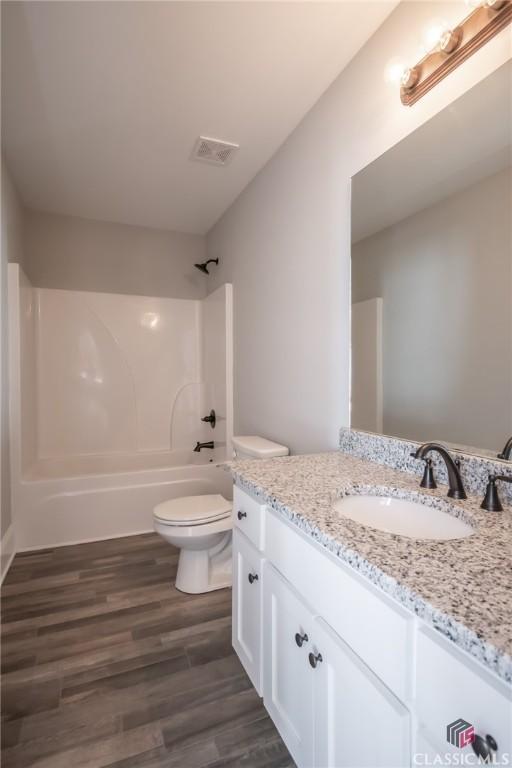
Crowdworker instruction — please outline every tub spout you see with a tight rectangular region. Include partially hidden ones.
[194,441,215,452]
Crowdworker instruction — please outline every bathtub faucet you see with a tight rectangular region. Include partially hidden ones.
[194,441,215,452]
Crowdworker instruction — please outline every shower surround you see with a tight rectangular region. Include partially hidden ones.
[8,264,233,549]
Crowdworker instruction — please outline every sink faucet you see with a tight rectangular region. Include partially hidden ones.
[412,443,466,500]
[194,440,214,452]
[497,436,512,461]
[481,473,512,511]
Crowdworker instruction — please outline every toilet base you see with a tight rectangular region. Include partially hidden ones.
[175,531,232,594]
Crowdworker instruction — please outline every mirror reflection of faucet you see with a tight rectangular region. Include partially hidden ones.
[498,436,512,460]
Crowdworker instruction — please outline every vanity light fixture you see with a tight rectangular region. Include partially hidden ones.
[484,0,509,9]
[400,0,512,105]
[439,27,463,53]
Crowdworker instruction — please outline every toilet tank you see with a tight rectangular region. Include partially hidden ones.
[232,435,289,460]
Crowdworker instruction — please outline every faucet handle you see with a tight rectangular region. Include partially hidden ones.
[201,410,216,428]
[420,458,437,490]
[481,473,512,512]
[481,475,502,512]
[410,452,437,489]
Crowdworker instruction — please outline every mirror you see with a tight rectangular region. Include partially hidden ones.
[350,62,512,460]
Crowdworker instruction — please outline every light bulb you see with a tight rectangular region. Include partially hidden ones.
[423,19,450,51]
[401,66,420,90]
[385,58,407,85]
[439,27,462,53]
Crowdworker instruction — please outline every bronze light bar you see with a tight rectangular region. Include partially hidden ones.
[400,0,512,106]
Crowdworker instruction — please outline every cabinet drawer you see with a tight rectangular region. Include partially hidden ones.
[233,485,266,551]
[232,529,264,694]
[416,627,512,758]
[265,510,413,702]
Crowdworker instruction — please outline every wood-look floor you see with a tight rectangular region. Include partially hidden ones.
[1,533,293,768]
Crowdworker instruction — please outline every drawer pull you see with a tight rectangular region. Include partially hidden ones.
[248,573,259,584]
[295,632,309,648]
[308,651,323,668]
[472,734,498,762]
[237,510,247,520]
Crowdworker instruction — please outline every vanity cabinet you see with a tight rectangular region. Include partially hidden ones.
[415,626,512,759]
[232,485,512,768]
[265,504,413,702]
[232,486,268,694]
[233,485,266,550]
[232,528,264,694]
[313,615,410,768]
[263,563,316,766]
[263,563,410,768]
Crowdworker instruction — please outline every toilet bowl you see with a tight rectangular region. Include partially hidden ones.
[153,436,288,594]
[153,494,232,594]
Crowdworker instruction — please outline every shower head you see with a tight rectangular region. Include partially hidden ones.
[194,258,219,275]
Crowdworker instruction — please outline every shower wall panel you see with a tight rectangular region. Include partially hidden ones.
[7,265,38,478]
[36,288,203,457]
[201,284,233,458]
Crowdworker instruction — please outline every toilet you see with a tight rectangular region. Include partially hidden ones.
[153,435,288,594]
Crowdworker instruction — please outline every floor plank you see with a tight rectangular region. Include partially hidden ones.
[1,532,293,767]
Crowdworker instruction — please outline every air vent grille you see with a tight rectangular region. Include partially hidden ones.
[191,136,239,166]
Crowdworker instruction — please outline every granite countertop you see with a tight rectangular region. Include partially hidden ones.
[231,451,512,684]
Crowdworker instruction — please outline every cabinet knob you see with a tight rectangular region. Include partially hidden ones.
[237,510,247,520]
[248,573,259,584]
[295,632,309,648]
[472,734,498,762]
[308,651,323,668]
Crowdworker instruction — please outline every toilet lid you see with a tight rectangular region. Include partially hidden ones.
[153,494,232,525]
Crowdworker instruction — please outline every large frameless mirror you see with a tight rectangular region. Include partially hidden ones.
[350,61,512,460]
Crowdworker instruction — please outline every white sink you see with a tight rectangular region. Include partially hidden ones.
[333,495,474,540]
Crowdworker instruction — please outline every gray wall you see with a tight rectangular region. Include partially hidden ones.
[206,1,509,455]
[352,169,511,453]
[23,210,207,299]
[1,160,25,538]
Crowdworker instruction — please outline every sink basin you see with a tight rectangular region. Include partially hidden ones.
[333,495,474,540]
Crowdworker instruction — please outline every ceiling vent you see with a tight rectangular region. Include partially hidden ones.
[191,136,239,166]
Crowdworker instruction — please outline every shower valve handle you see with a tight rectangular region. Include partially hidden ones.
[201,410,216,429]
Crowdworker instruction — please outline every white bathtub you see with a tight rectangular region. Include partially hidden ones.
[16,451,233,551]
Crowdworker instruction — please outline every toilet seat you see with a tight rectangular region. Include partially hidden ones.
[153,494,232,527]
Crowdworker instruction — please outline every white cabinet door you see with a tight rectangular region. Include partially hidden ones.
[313,617,410,768]
[263,563,316,768]
[232,528,264,694]
[416,627,512,762]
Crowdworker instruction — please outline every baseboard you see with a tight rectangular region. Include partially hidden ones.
[17,527,155,553]
[1,524,16,583]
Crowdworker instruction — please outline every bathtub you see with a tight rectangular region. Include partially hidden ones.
[16,451,233,551]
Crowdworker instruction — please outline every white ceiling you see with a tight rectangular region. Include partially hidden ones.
[2,1,397,236]
[352,61,512,243]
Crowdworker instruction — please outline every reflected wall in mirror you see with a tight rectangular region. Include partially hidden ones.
[351,62,512,460]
